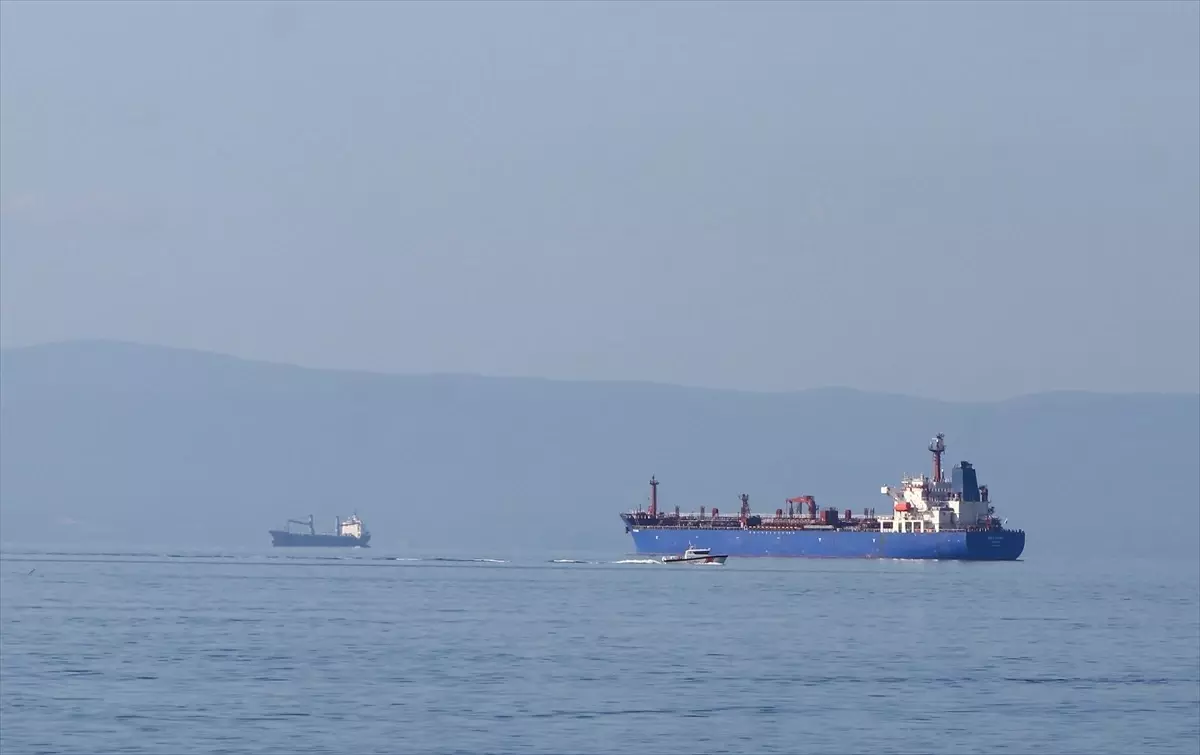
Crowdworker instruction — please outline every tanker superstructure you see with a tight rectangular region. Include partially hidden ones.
[269,513,370,548]
[619,434,1024,560]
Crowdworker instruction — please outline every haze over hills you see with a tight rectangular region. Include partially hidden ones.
[1,340,1197,560]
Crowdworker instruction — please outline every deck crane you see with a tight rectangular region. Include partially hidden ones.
[286,515,316,536]
[786,495,818,519]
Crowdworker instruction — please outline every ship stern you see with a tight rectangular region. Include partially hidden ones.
[964,529,1025,560]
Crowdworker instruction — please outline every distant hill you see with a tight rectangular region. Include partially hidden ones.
[1,340,1197,559]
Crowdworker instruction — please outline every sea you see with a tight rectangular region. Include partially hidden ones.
[1,546,1197,755]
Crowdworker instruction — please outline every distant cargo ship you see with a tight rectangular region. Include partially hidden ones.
[620,434,1025,560]
[269,513,370,548]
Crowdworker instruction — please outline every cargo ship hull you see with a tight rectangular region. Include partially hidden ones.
[626,526,1024,560]
[269,531,370,548]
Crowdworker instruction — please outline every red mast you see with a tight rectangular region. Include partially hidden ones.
[929,433,946,482]
[649,476,658,519]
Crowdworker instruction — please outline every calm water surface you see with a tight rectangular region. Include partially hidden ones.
[1,548,1197,754]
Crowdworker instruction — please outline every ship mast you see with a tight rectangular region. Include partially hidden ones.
[649,476,658,519]
[929,433,946,482]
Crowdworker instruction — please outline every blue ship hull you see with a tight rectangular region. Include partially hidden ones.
[626,526,1024,561]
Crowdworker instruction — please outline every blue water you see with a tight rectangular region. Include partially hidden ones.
[1,548,1197,755]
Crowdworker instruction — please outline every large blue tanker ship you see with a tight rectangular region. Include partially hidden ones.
[620,434,1024,561]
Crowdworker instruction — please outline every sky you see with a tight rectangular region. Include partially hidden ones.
[1,0,1197,401]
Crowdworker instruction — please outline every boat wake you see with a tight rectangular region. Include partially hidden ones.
[546,558,659,565]
[3,551,661,567]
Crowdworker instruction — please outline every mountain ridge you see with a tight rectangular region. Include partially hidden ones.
[5,338,1195,404]
[2,340,1197,559]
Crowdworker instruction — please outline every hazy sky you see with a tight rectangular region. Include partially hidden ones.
[1,0,1197,400]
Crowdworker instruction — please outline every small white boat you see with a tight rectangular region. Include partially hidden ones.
[661,546,728,565]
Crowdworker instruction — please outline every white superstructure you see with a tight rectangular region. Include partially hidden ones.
[337,514,366,539]
[877,434,995,533]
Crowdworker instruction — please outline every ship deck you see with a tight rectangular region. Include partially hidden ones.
[620,513,1010,535]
